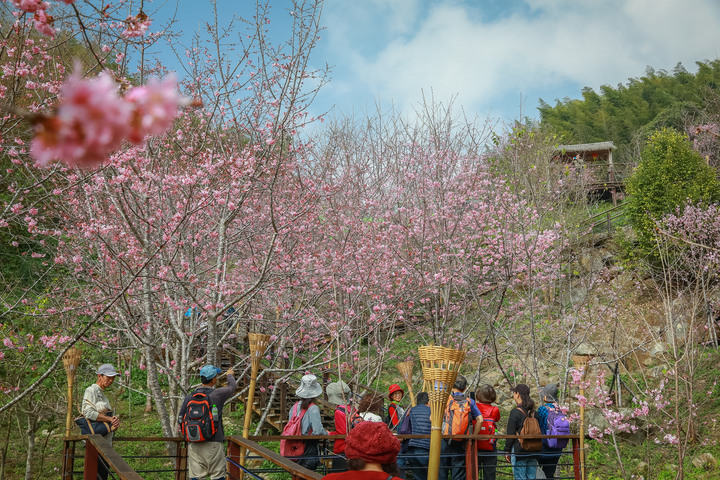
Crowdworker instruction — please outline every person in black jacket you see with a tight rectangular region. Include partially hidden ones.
[503,384,540,480]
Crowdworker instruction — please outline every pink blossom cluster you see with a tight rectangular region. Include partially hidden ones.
[31,72,184,168]
[121,12,152,38]
[39,334,71,350]
[11,0,76,37]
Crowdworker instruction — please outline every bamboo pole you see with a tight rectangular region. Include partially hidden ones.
[419,346,465,480]
[396,361,417,407]
[240,333,271,467]
[62,347,82,437]
[572,354,592,480]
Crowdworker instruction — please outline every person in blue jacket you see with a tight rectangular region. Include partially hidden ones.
[398,392,432,480]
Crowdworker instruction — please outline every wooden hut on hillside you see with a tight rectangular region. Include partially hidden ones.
[554,141,622,204]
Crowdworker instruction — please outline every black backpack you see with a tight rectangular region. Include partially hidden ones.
[181,391,216,442]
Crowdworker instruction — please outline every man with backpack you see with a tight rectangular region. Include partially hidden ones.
[537,383,569,479]
[439,375,483,480]
[178,365,236,480]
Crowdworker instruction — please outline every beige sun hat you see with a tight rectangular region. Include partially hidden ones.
[296,374,323,399]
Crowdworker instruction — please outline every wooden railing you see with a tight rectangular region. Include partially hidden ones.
[63,434,144,480]
[64,432,584,479]
[63,436,186,480]
[246,433,584,480]
[580,203,626,234]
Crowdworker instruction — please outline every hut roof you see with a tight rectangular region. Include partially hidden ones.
[556,141,616,153]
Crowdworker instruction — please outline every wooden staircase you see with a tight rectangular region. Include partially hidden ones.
[234,361,382,433]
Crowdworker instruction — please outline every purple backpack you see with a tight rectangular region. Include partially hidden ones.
[546,409,570,449]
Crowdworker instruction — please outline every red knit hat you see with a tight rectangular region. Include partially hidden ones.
[345,421,401,464]
[388,383,404,399]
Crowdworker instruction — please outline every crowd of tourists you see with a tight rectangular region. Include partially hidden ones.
[287,373,569,480]
[79,362,568,480]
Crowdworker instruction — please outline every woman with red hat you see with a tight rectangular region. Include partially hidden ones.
[322,421,403,480]
[387,384,406,430]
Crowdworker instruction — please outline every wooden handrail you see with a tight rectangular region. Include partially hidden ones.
[83,434,144,480]
[579,203,625,224]
[226,435,323,480]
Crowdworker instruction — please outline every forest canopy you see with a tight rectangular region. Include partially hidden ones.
[538,60,720,149]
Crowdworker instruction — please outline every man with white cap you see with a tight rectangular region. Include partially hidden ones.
[82,363,121,480]
[178,364,236,480]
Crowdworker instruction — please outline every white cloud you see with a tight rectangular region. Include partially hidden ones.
[317,0,720,120]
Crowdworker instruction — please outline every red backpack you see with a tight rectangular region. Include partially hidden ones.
[280,402,308,457]
[477,404,499,451]
[477,418,496,451]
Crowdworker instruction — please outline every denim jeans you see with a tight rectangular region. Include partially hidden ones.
[403,446,430,480]
[440,439,468,480]
[511,454,539,480]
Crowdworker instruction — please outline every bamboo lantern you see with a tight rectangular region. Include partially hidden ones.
[240,332,271,466]
[62,347,82,437]
[572,354,592,480]
[419,346,465,480]
[396,360,417,407]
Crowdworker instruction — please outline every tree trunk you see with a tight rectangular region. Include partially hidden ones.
[24,415,38,480]
[0,415,12,480]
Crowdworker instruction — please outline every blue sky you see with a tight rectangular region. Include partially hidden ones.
[147,0,720,125]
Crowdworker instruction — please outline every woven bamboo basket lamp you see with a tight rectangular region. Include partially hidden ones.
[62,347,82,437]
[396,360,417,407]
[572,353,592,480]
[419,346,465,480]
[240,332,271,466]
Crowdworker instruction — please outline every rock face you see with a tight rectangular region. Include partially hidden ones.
[692,453,718,470]
[635,461,649,476]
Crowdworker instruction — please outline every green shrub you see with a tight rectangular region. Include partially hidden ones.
[625,128,720,260]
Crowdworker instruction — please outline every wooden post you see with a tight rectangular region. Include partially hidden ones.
[227,440,241,479]
[240,332,271,466]
[61,440,76,480]
[572,354,592,480]
[396,361,417,407]
[175,442,187,480]
[419,346,465,480]
[572,437,581,480]
[606,212,611,235]
[62,347,82,437]
[83,440,99,480]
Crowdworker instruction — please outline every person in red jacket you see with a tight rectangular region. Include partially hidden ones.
[475,384,501,480]
[322,421,403,480]
[327,380,354,472]
[387,384,406,429]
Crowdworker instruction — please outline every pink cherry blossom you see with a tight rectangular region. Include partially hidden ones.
[121,12,152,38]
[32,9,55,37]
[12,0,47,13]
[31,71,132,167]
[125,76,183,143]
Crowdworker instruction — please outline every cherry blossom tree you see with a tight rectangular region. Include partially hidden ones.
[1,0,330,444]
